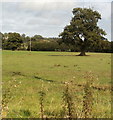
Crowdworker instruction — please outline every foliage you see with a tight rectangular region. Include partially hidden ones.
[59,8,107,55]
[1,31,112,53]
[2,32,23,50]
[30,41,59,51]
[31,35,44,41]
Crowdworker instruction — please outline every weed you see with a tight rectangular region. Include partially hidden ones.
[19,109,31,117]
[82,72,94,118]
[62,82,77,119]
[38,83,46,119]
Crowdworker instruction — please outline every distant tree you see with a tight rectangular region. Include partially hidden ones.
[31,35,43,41]
[2,33,9,49]
[31,40,59,51]
[21,34,30,50]
[2,33,8,46]
[25,36,31,43]
[59,8,107,56]
[89,39,110,52]
[0,32,3,49]
[111,41,113,53]
[4,32,23,50]
[21,34,26,43]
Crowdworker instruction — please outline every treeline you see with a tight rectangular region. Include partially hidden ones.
[0,32,112,53]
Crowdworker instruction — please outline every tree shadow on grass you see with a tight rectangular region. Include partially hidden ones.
[48,55,76,56]
[76,54,90,56]
[48,54,90,57]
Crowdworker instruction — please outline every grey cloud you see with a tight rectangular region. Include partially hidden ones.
[1,1,111,40]
[2,2,74,37]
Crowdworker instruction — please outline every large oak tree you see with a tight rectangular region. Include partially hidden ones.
[59,8,107,56]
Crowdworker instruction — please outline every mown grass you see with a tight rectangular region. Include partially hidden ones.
[2,50,111,118]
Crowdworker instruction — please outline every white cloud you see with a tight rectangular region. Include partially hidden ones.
[20,2,76,11]
[1,0,77,3]
[1,0,112,2]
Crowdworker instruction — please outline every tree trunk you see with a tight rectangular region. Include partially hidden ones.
[78,51,86,56]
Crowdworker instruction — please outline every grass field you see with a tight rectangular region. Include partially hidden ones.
[2,50,111,118]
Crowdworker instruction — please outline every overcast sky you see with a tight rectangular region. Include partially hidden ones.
[0,0,112,41]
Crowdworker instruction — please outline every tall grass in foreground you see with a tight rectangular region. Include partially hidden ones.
[2,77,19,117]
[36,72,96,119]
[2,72,111,118]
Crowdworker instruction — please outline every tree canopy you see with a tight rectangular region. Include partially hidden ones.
[59,8,107,56]
[2,32,23,50]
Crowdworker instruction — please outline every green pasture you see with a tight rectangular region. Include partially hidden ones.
[2,50,111,118]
